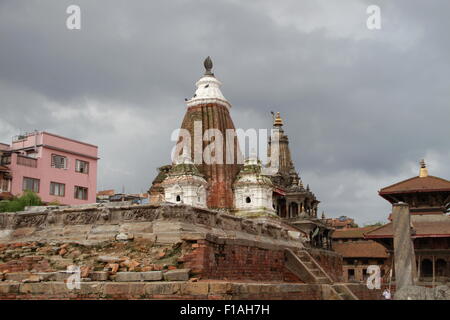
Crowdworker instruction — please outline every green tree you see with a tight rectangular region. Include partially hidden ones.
[0,191,42,213]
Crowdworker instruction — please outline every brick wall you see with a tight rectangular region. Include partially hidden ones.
[178,103,242,209]
[181,239,303,282]
[345,283,386,300]
[307,248,343,282]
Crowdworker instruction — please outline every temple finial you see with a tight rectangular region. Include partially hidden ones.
[203,56,214,76]
[419,159,428,178]
[420,159,426,168]
[273,112,283,127]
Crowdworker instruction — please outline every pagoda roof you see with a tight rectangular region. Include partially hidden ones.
[331,226,379,239]
[379,175,450,195]
[365,214,450,239]
[333,241,389,259]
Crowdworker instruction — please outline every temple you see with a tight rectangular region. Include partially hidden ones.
[149,57,332,249]
[366,160,450,284]
[149,56,241,210]
[267,112,329,247]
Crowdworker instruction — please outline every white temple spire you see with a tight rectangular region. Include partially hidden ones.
[186,57,231,109]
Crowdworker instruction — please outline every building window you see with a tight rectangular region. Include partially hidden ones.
[348,269,355,281]
[23,177,40,193]
[245,196,251,203]
[75,160,89,174]
[421,259,433,278]
[436,259,447,277]
[1,178,11,192]
[363,269,369,281]
[50,182,65,197]
[51,154,67,169]
[176,195,181,202]
[1,155,11,165]
[74,186,88,200]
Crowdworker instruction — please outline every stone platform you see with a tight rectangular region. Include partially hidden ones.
[0,280,381,300]
[0,203,372,299]
[0,203,302,247]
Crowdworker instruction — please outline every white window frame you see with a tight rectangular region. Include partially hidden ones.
[23,177,40,193]
[75,159,89,174]
[74,186,88,200]
[50,182,65,197]
[51,154,68,169]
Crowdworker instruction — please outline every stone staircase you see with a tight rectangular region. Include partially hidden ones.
[284,248,359,300]
[284,249,332,284]
[330,283,359,300]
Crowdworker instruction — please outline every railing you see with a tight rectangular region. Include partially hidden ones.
[1,155,11,166]
[17,155,37,168]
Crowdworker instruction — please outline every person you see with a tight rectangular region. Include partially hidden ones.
[382,288,391,300]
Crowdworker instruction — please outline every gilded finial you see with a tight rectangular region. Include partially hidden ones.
[419,159,428,178]
[273,112,283,126]
[420,159,426,168]
[203,56,214,76]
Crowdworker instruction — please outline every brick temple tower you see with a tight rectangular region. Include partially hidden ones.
[151,57,242,210]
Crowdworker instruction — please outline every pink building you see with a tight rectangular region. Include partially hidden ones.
[0,131,98,205]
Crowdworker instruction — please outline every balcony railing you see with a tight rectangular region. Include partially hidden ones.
[1,155,11,166]
[17,155,38,168]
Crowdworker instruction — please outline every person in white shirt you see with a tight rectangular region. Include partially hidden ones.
[382,288,392,300]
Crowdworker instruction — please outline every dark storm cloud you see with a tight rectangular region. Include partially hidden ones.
[1,0,449,224]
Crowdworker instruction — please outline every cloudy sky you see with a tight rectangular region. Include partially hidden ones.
[1,0,449,225]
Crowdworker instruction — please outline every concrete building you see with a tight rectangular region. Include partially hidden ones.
[325,216,358,229]
[0,143,12,200]
[0,131,98,205]
[96,190,149,205]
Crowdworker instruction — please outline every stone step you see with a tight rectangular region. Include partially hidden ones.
[4,272,32,282]
[298,256,310,262]
[332,285,359,300]
[316,277,329,284]
[338,293,348,300]
[113,271,163,282]
[310,269,323,277]
[163,269,190,281]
